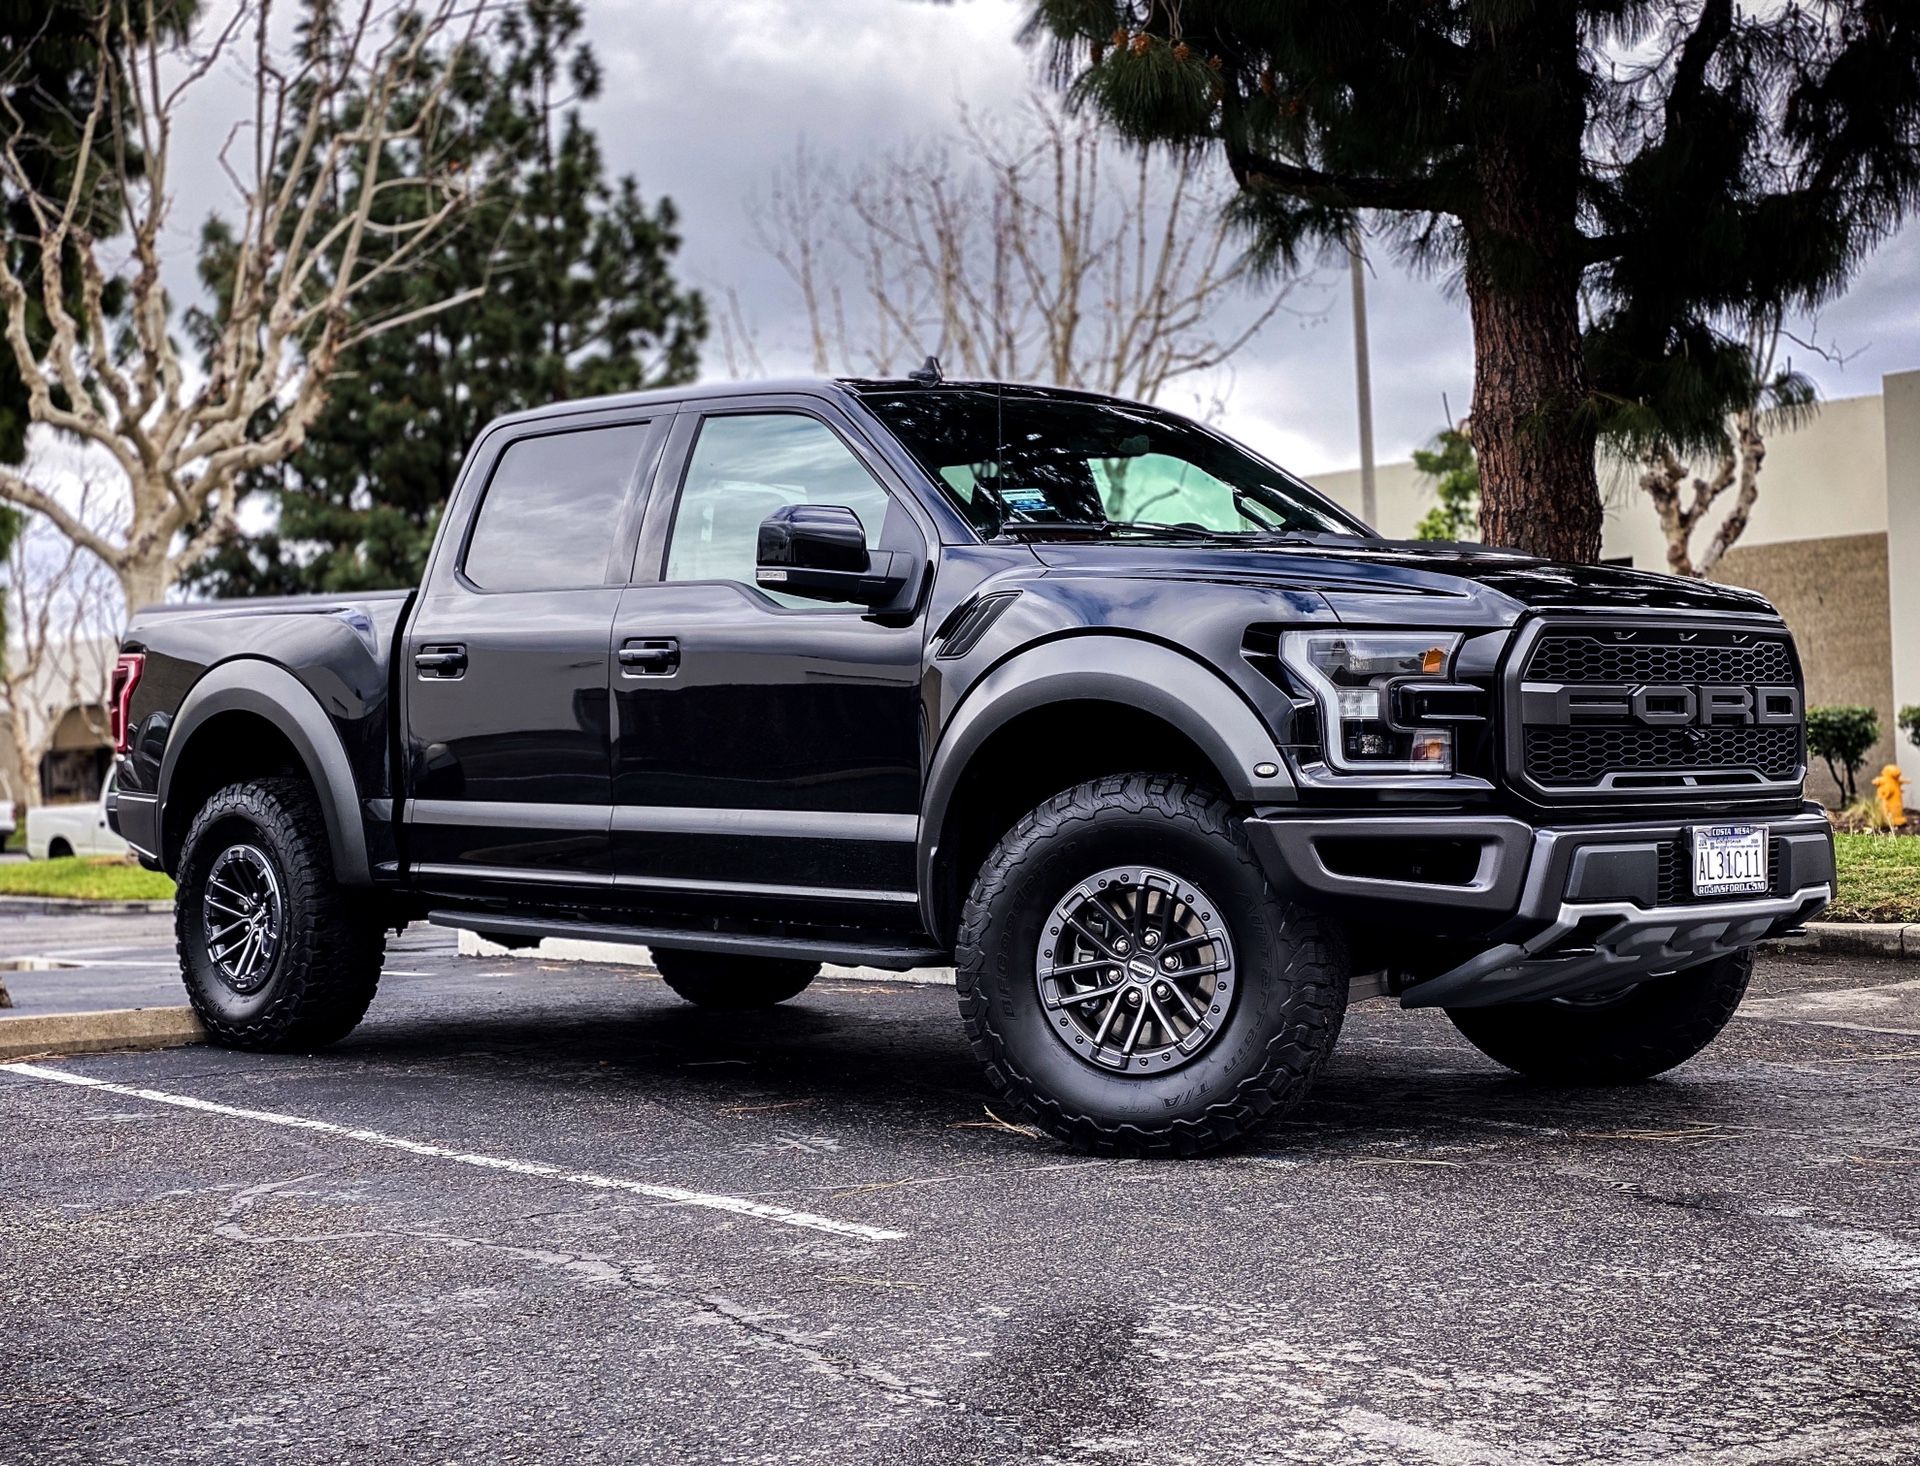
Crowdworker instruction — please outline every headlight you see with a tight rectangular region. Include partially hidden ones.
[1281,631,1463,774]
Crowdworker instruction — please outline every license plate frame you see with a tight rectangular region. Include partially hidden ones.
[1690,823,1769,898]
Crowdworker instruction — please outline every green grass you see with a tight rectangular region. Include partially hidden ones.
[0,856,175,902]
[1829,832,1920,924]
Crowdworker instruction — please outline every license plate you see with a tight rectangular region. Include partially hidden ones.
[1691,824,1769,897]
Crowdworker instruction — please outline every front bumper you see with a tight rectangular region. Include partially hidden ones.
[1244,806,1834,1009]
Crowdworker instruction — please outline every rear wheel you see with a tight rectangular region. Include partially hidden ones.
[175,777,385,1050]
[651,948,820,1008]
[955,774,1348,1157]
[1445,948,1753,1084]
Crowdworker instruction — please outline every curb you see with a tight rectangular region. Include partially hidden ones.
[1760,921,1920,959]
[0,1005,205,1060]
[0,895,174,916]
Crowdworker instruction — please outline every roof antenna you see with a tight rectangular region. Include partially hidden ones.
[907,354,943,385]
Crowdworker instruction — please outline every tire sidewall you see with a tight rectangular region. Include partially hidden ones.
[176,787,315,1036]
[1446,948,1753,1082]
[969,802,1331,1132]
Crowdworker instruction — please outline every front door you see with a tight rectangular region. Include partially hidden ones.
[609,404,931,922]
[403,417,663,899]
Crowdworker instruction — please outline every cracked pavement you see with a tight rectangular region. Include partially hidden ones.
[4,914,1920,1463]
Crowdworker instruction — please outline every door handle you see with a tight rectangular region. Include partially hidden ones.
[618,638,679,677]
[414,645,468,679]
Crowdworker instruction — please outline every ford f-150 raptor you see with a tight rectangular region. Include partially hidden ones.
[106,376,1835,1155]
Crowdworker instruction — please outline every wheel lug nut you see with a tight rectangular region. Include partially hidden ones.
[1154,983,1169,999]
[1162,955,1178,970]
[1126,990,1141,1005]
[1113,938,1130,954]
[1142,932,1158,948]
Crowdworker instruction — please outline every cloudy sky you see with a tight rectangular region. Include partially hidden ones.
[152,0,1918,481]
[565,0,1920,476]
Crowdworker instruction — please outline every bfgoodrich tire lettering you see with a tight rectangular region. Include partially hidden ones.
[175,777,384,1050]
[1445,948,1753,1083]
[956,773,1349,1157]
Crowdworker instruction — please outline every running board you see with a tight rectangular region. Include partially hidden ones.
[427,910,948,972]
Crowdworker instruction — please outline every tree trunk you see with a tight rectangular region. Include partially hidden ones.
[118,553,171,618]
[7,738,39,812]
[1465,7,1602,564]
[1468,264,1600,562]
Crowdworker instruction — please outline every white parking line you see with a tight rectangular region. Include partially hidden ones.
[1,1062,907,1243]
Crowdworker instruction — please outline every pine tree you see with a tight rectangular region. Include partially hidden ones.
[1024,3,1920,563]
[1413,427,1479,543]
[195,0,704,594]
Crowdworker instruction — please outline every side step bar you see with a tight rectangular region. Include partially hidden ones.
[426,910,949,973]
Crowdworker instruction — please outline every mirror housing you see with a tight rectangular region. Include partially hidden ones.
[756,504,910,606]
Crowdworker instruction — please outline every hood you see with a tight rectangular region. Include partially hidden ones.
[1023,536,1778,627]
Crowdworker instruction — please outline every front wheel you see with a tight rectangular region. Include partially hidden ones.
[1445,948,1753,1084]
[175,777,385,1050]
[955,774,1349,1157]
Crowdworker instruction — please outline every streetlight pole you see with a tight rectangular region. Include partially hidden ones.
[1349,225,1378,527]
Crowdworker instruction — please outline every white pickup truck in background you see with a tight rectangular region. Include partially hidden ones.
[27,774,127,861]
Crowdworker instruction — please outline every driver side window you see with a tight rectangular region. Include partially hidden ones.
[665,413,891,599]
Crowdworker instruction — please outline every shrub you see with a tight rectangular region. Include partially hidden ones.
[1900,704,1920,750]
[1806,705,1880,805]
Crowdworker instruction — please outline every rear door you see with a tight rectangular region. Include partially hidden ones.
[402,415,666,899]
[607,399,932,919]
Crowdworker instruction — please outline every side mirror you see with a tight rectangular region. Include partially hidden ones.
[756,504,910,606]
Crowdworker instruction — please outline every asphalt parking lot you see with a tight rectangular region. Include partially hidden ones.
[4,912,1920,1464]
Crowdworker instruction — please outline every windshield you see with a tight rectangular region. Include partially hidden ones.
[858,388,1368,540]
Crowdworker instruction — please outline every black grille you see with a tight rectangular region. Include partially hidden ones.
[1513,624,1803,797]
[1525,725,1801,786]
[1526,634,1793,686]
[1655,835,1789,905]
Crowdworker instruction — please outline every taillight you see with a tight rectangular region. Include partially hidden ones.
[109,653,144,754]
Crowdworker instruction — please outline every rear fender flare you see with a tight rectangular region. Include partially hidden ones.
[917,635,1295,917]
[158,659,371,885]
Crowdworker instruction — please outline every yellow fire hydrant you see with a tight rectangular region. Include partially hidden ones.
[1873,764,1908,829]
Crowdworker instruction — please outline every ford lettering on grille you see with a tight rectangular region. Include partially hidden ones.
[1508,625,1806,798]
[1520,683,1802,727]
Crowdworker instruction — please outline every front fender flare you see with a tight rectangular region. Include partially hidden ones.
[157,658,372,885]
[917,635,1296,920]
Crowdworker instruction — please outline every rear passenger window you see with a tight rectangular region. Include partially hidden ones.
[464,424,650,592]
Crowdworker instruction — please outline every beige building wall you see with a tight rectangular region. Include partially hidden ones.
[1708,532,1895,806]
[1886,372,1920,793]
[1310,389,1891,564]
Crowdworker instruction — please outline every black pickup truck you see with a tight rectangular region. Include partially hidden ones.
[107,376,1834,1155]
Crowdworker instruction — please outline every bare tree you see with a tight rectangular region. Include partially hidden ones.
[748,94,1315,410]
[0,490,121,812]
[1636,313,1819,580]
[0,0,498,612]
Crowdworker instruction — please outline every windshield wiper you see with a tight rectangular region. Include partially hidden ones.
[991,519,1229,542]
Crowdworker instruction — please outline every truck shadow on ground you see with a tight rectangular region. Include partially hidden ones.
[326,973,1772,1164]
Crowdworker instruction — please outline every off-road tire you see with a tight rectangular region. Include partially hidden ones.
[955,773,1349,1157]
[652,948,820,1008]
[175,777,385,1050]
[1445,948,1753,1084]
